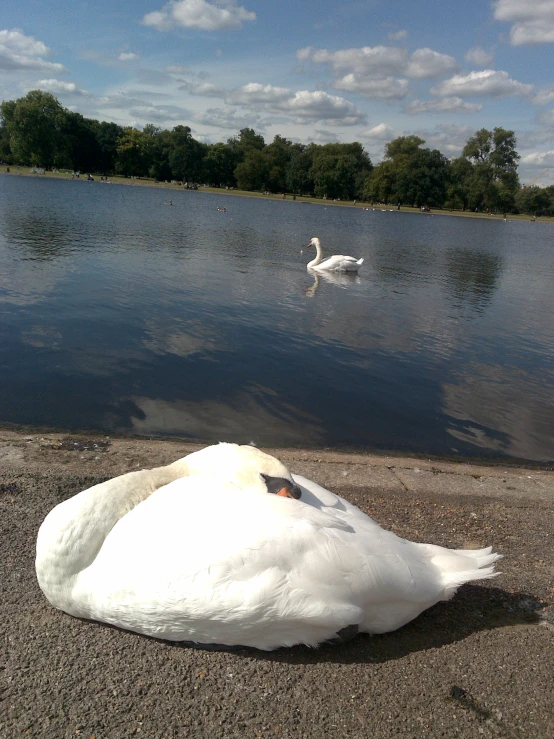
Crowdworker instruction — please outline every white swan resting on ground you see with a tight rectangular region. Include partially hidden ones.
[305,237,364,273]
[36,443,501,651]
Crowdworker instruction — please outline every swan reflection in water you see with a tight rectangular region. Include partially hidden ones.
[305,268,361,296]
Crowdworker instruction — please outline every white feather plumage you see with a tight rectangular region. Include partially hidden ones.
[36,443,501,650]
[305,237,364,273]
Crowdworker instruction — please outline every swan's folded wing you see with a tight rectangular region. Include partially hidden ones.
[74,476,366,647]
[292,473,343,508]
[78,475,352,601]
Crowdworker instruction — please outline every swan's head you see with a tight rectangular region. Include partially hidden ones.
[305,237,320,249]
[232,446,301,499]
[260,472,301,499]
[179,443,301,499]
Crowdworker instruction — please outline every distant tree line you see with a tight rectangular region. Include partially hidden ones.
[1,90,553,216]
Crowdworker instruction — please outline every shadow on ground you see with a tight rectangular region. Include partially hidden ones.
[126,584,547,665]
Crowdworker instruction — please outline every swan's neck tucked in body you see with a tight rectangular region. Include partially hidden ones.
[307,239,323,268]
[35,457,192,615]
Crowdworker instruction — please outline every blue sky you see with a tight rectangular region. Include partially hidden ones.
[1,0,553,184]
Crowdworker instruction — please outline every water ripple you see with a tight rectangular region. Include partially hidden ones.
[1,175,553,461]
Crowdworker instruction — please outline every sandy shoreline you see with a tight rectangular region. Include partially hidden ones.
[2,428,553,738]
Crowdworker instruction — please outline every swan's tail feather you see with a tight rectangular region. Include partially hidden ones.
[442,565,501,599]
[451,546,502,570]
[429,545,502,599]
[357,258,364,265]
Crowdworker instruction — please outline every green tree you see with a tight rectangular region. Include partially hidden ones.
[0,100,15,163]
[202,142,237,187]
[168,125,206,182]
[235,149,269,191]
[363,160,395,203]
[62,112,102,172]
[395,148,450,207]
[384,135,425,165]
[286,147,314,195]
[1,90,67,167]
[462,127,520,211]
[263,135,297,192]
[115,128,152,177]
[93,121,122,174]
[515,186,553,216]
[445,156,473,210]
[311,142,372,200]
[364,136,425,204]
[228,127,265,161]
[144,126,173,181]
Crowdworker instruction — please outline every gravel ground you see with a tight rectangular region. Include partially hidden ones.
[1,430,553,739]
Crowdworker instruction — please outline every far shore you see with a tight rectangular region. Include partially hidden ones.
[2,166,552,223]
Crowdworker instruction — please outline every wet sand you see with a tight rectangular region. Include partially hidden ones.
[1,429,553,738]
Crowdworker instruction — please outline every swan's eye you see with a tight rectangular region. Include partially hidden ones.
[260,474,301,500]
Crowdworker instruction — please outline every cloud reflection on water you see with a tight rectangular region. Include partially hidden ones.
[443,363,554,461]
[121,385,324,447]
[142,318,224,358]
[2,177,554,461]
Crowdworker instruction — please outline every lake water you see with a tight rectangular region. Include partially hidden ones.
[1,174,553,462]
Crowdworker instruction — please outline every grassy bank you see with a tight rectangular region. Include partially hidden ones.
[2,166,553,223]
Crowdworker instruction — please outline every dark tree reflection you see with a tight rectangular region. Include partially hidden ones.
[444,248,503,312]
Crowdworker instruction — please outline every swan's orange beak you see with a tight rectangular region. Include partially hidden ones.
[260,473,302,500]
[276,487,297,499]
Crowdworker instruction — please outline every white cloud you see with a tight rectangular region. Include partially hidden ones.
[297,45,407,76]
[93,93,156,110]
[179,80,225,96]
[192,106,266,130]
[520,150,554,166]
[165,64,190,75]
[333,73,409,100]
[307,130,341,143]
[0,28,65,72]
[128,104,190,122]
[297,44,457,103]
[119,52,140,61]
[87,75,366,131]
[227,82,291,105]
[388,29,408,41]
[493,0,554,45]
[538,108,554,126]
[142,0,256,32]
[405,97,483,114]
[412,123,475,155]
[33,78,87,95]
[276,89,366,125]
[464,46,494,66]
[405,48,458,78]
[297,44,456,79]
[360,123,396,140]
[531,88,554,106]
[431,69,533,98]
[518,128,554,148]
[210,83,367,125]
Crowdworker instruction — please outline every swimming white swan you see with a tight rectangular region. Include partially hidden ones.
[305,237,364,273]
[36,443,501,651]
